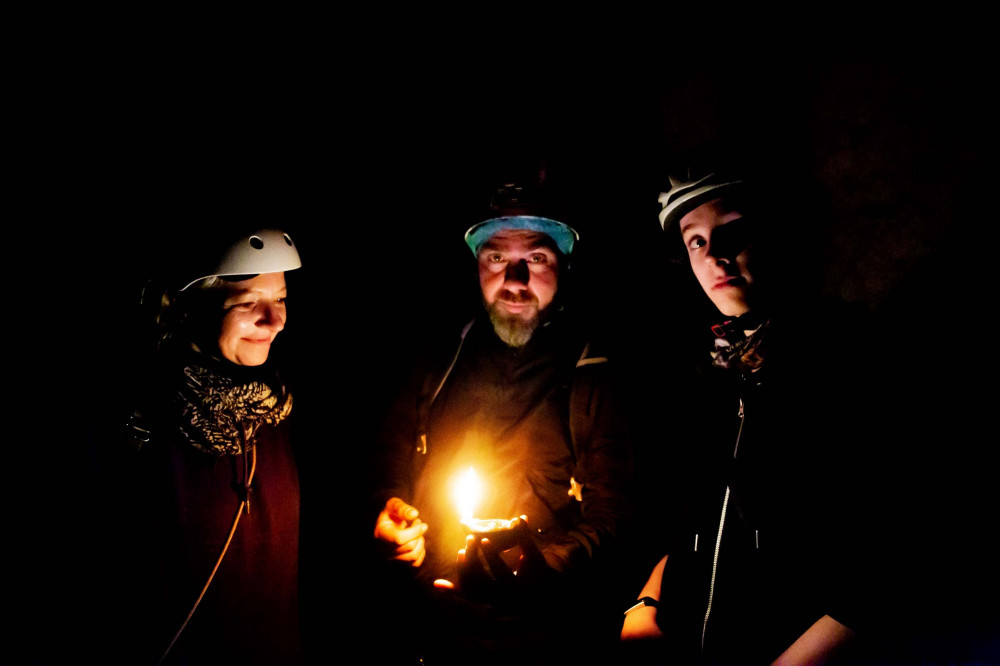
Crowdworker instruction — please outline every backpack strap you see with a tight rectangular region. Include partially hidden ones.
[416,318,475,454]
[567,341,609,500]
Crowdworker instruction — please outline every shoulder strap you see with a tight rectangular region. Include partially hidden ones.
[568,340,608,470]
[416,318,475,454]
[429,318,475,408]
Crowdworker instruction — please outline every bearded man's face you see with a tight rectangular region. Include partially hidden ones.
[477,229,560,347]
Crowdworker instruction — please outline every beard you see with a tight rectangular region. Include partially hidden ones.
[486,290,543,348]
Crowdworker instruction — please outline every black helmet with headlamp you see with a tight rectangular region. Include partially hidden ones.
[464,174,579,259]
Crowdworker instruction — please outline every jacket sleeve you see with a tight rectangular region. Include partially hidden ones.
[368,324,468,526]
[544,354,635,575]
[369,365,424,523]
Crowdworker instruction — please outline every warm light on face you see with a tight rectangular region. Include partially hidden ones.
[453,467,482,523]
[217,272,288,366]
[477,230,559,315]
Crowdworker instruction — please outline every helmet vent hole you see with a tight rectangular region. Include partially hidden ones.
[282,234,293,247]
[249,236,265,250]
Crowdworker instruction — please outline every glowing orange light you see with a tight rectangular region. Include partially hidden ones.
[453,466,482,523]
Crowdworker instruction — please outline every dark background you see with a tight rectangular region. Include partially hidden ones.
[16,30,997,663]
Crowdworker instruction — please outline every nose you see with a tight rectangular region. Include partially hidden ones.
[504,259,530,287]
[707,243,731,266]
[707,217,754,264]
[698,234,727,266]
[257,302,286,332]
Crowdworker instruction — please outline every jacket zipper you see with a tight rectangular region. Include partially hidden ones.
[702,397,745,652]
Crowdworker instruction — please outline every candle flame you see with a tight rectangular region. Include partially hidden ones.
[453,466,482,522]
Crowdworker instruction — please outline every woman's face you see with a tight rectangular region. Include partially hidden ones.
[216,272,287,366]
[679,198,756,318]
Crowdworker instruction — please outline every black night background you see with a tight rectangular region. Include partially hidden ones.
[12,27,998,664]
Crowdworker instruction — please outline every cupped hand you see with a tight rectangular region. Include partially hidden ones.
[452,515,559,605]
[374,497,428,566]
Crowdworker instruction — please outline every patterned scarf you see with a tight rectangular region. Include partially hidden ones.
[710,314,770,379]
[172,357,293,456]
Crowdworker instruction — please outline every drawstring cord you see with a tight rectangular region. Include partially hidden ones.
[157,431,257,665]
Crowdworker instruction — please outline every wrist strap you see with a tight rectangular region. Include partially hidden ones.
[623,596,659,616]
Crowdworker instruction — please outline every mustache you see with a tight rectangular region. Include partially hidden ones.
[498,289,538,305]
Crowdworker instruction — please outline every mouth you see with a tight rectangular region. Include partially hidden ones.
[499,296,540,314]
[500,300,529,312]
[497,291,537,313]
[713,277,747,290]
[243,338,273,345]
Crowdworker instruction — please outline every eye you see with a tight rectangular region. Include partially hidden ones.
[686,236,707,251]
[529,253,547,264]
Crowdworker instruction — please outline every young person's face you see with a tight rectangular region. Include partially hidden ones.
[679,198,756,318]
[216,272,288,365]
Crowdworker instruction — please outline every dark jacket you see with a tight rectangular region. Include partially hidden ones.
[371,310,634,663]
[651,303,880,664]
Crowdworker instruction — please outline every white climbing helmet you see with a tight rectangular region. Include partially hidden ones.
[657,171,745,234]
[180,228,302,291]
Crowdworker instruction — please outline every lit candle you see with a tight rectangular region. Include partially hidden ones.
[452,466,519,548]
[453,466,482,525]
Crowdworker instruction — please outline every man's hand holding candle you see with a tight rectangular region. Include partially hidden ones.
[374,497,428,567]
[447,515,562,606]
